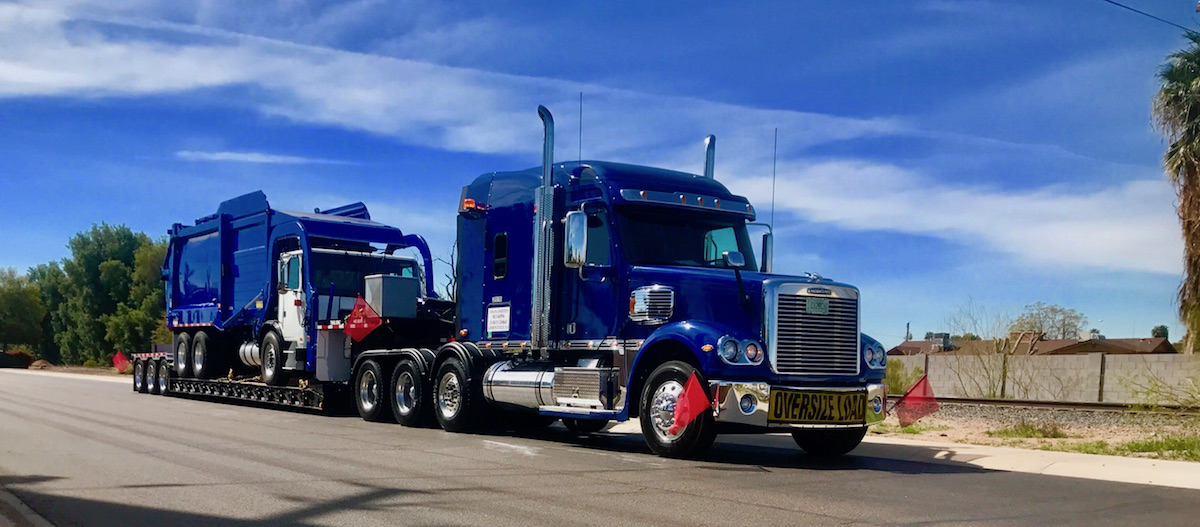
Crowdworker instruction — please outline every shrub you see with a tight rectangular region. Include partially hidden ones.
[885,359,925,395]
[987,420,1066,439]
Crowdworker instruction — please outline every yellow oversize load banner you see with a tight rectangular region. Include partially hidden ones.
[768,390,865,425]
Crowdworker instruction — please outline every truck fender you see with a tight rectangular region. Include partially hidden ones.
[626,321,730,412]
[434,341,502,384]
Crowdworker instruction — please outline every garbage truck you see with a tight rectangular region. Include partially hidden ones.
[131,106,887,458]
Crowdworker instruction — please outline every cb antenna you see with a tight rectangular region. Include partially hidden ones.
[771,127,778,227]
[578,92,583,161]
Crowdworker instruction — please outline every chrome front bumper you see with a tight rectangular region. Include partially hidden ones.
[711,382,887,429]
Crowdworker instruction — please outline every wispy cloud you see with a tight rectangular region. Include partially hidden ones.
[174,150,355,165]
[0,1,1181,276]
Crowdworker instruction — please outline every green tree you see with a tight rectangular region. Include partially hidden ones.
[1153,325,1170,339]
[0,268,45,353]
[1010,302,1088,340]
[27,263,66,363]
[103,239,169,355]
[1155,33,1200,354]
[55,224,150,364]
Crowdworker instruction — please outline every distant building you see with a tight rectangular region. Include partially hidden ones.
[886,336,1176,356]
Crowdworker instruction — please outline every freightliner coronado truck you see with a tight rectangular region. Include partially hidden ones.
[131,106,887,458]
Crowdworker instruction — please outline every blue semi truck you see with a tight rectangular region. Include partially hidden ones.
[131,106,886,458]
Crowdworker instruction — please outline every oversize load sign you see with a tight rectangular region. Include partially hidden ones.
[768,390,864,424]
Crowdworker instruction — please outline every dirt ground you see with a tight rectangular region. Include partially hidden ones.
[871,403,1200,455]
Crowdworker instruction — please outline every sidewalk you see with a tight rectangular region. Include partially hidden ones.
[610,419,1200,490]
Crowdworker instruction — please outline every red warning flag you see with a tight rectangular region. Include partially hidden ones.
[344,295,382,342]
[667,372,712,435]
[112,351,131,373]
[895,374,939,427]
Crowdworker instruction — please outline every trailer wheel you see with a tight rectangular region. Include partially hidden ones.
[563,418,609,434]
[192,331,221,379]
[638,361,717,458]
[133,360,146,393]
[355,359,393,422]
[260,330,288,386]
[156,360,171,395]
[147,360,161,395]
[390,358,431,426]
[173,332,192,378]
[433,357,481,432]
[791,428,867,457]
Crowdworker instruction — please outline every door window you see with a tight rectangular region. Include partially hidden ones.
[285,257,301,290]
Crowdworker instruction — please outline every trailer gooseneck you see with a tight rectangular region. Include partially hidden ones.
[132,105,887,458]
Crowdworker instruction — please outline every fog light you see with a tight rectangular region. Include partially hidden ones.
[872,396,883,414]
[739,394,757,414]
[745,342,761,362]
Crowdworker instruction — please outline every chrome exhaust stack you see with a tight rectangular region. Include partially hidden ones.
[703,134,716,179]
[530,106,556,352]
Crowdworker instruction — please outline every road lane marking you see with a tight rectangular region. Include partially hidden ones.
[482,440,539,457]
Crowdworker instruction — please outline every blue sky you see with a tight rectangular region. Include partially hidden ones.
[0,0,1192,346]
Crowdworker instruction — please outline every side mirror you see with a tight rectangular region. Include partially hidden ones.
[564,210,587,269]
[723,250,746,269]
[760,232,773,273]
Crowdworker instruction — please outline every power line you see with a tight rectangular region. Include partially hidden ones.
[1097,0,1198,35]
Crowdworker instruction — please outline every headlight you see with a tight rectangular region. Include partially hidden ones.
[744,342,762,362]
[865,344,886,369]
[720,338,740,362]
[864,347,875,365]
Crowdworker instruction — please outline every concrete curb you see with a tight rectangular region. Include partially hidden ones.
[0,486,54,527]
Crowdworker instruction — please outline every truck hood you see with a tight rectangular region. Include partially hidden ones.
[626,265,858,341]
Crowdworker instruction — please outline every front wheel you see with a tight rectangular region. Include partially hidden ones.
[433,357,481,432]
[260,330,288,386]
[638,361,716,458]
[390,358,431,426]
[355,359,393,422]
[791,428,867,457]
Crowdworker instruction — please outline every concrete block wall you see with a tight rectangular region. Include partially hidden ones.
[1005,354,1102,403]
[928,354,1005,398]
[1103,354,1200,405]
[894,352,1200,404]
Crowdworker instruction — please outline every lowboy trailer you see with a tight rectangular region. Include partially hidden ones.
[131,106,887,458]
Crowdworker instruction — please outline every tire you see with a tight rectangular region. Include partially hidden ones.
[147,360,161,395]
[433,357,481,432]
[192,331,221,379]
[156,361,171,395]
[638,361,717,458]
[173,332,192,378]
[563,418,608,434]
[260,330,288,386]
[355,359,393,422]
[138,360,151,394]
[390,358,431,426]
[792,428,867,457]
[133,360,146,393]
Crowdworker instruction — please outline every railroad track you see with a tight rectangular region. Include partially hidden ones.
[886,395,1200,416]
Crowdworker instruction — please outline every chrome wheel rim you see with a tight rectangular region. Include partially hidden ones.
[650,379,684,442]
[359,369,378,412]
[437,372,461,419]
[134,363,144,389]
[176,342,187,372]
[264,342,276,374]
[395,371,416,415]
[193,343,205,374]
[158,364,169,393]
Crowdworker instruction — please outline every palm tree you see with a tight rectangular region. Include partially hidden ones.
[1154,32,1200,354]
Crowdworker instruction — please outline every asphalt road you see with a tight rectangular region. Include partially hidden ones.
[1,370,1198,527]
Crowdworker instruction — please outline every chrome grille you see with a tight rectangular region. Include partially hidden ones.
[630,286,673,324]
[773,293,859,376]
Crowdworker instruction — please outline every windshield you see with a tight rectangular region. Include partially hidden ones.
[615,206,757,269]
[311,252,417,296]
